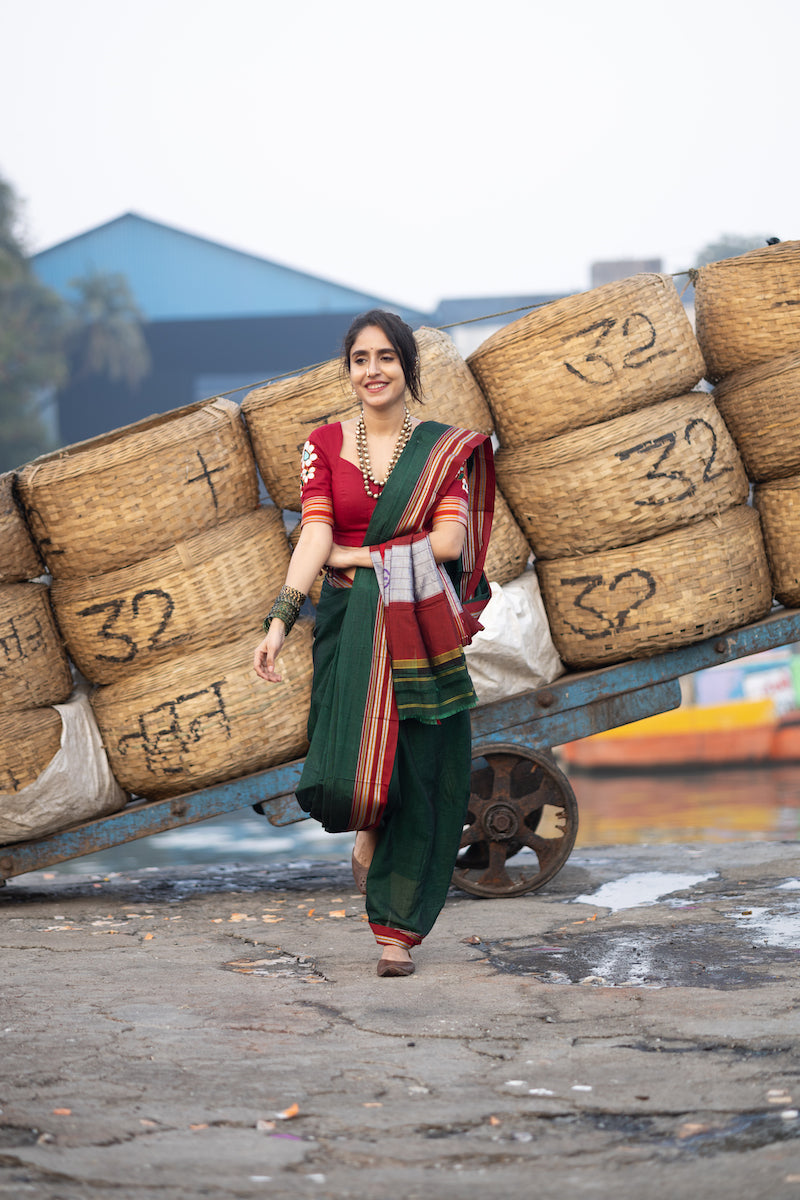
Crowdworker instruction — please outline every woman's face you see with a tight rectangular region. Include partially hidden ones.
[348,325,407,412]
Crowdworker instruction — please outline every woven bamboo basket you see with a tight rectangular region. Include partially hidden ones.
[483,487,531,584]
[16,397,258,580]
[0,706,63,794]
[91,620,314,800]
[242,361,356,510]
[712,353,800,482]
[467,274,705,448]
[51,507,290,685]
[241,326,494,511]
[536,506,771,669]
[415,327,494,432]
[0,584,72,713]
[754,475,800,605]
[287,521,324,606]
[497,393,748,559]
[694,241,800,382]
[0,473,43,582]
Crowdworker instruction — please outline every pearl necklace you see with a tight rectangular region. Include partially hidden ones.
[355,408,413,498]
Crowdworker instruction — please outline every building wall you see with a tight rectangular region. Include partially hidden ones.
[56,311,372,446]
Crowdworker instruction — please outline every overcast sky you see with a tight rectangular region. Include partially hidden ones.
[2,0,796,311]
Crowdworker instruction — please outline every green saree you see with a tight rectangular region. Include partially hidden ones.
[296,421,494,946]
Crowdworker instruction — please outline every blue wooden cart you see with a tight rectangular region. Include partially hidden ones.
[2,607,799,893]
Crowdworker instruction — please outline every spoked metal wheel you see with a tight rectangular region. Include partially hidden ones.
[452,743,578,897]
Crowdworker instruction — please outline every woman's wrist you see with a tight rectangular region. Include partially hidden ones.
[263,585,306,636]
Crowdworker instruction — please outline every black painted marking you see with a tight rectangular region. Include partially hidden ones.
[186,451,228,510]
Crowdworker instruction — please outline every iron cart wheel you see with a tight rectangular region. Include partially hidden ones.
[452,743,579,898]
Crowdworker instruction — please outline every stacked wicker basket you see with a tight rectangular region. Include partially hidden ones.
[15,398,313,802]
[241,326,532,588]
[0,472,73,805]
[468,273,773,668]
[694,241,800,609]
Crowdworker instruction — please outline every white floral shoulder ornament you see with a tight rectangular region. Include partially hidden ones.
[300,440,318,486]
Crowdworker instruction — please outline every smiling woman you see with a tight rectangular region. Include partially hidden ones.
[253,309,495,977]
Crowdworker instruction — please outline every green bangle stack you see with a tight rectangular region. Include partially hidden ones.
[263,585,306,636]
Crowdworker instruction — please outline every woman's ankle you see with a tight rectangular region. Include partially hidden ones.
[378,944,412,962]
[354,827,379,867]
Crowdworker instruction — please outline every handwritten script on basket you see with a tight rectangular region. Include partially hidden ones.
[562,310,675,385]
[116,683,230,775]
[557,570,657,639]
[614,418,733,506]
[75,589,177,664]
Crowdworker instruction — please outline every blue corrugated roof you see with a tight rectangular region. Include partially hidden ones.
[31,212,424,323]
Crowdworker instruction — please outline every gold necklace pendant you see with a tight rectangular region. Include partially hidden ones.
[356,409,412,498]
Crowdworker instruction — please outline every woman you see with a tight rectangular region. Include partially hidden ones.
[253,310,494,977]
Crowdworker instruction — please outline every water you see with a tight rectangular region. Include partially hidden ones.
[569,762,800,845]
[31,761,800,881]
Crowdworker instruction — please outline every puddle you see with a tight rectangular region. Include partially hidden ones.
[727,899,800,949]
[484,924,797,988]
[573,871,717,912]
[223,950,328,983]
[486,1109,800,1156]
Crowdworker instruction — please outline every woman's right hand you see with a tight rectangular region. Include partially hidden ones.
[253,621,287,683]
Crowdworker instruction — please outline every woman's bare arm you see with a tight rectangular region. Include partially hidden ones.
[253,522,333,683]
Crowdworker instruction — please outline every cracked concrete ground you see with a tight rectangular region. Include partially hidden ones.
[1,842,799,1199]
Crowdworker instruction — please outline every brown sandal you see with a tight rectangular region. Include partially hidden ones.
[377,955,415,977]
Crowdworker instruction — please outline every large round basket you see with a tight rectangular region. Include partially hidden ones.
[51,507,290,685]
[483,487,531,585]
[16,397,258,579]
[712,353,800,482]
[467,274,705,448]
[497,393,748,559]
[415,327,494,433]
[0,706,63,794]
[0,584,72,713]
[242,361,356,510]
[241,327,494,511]
[91,620,314,800]
[0,473,43,583]
[535,506,771,669]
[754,475,800,605]
[694,241,800,382]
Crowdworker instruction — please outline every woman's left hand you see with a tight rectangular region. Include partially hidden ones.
[326,543,371,571]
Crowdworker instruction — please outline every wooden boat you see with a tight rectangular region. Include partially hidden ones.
[560,696,800,769]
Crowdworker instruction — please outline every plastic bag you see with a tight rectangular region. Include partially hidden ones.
[0,686,128,844]
[464,569,564,707]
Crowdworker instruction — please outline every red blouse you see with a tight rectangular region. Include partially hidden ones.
[300,422,468,546]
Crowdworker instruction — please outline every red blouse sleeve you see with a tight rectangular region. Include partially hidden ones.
[300,426,335,527]
[432,466,469,528]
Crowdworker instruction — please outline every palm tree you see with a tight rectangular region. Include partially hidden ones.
[66,271,151,388]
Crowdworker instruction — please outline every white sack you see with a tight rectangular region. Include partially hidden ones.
[0,686,128,844]
[464,569,564,707]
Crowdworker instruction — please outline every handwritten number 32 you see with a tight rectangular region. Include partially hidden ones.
[561,569,657,639]
[615,418,731,506]
[563,312,673,385]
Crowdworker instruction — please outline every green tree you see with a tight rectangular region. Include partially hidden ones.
[694,234,778,268]
[0,172,152,472]
[0,176,67,472]
[65,270,151,388]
